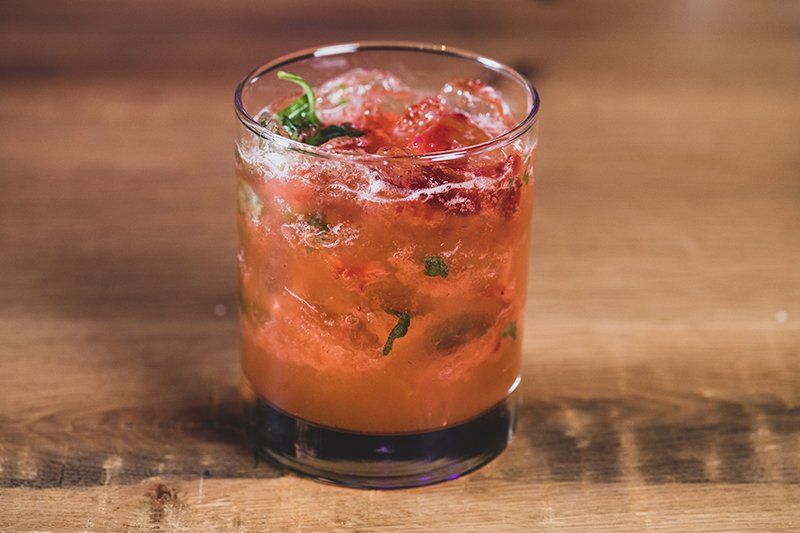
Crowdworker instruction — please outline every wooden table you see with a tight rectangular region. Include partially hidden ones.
[1,1,798,530]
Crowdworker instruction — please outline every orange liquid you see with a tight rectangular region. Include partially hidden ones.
[237,150,534,433]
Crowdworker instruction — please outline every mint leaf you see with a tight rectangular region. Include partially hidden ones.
[382,310,410,356]
[305,211,330,232]
[277,72,317,115]
[424,255,449,278]
[304,123,364,146]
[274,71,320,139]
[275,72,364,146]
[501,322,517,341]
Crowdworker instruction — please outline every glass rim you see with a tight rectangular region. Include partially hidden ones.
[234,41,540,162]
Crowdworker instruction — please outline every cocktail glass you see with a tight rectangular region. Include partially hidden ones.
[234,42,539,488]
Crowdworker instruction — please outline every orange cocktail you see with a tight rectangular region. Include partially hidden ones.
[235,43,539,488]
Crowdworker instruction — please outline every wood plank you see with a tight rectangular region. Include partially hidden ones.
[2,482,799,531]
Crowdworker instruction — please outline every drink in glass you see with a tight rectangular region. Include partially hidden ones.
[235,42,539,488]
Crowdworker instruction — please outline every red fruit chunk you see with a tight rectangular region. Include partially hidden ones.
[423,152,524,216]
[391,97,446,145]
[406,113,490,154]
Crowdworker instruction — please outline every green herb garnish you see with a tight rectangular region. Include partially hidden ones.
[424,255,449,278]
[305,211,330,232]
[501,322,517,341]
[274,71,320,139]
[274,71,364,146]
[382,310,411,356]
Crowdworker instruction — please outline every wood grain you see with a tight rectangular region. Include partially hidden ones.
[1,0,799,530]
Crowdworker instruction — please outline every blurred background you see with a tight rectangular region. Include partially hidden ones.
[3,0,796,328]
[1,0,799,520]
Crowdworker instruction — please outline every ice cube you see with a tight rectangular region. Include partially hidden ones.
[280,213,359,250]
[391,97,446,145]
[406,113,490,154]
[315,69,418,130]
[437,79,515,137]
[237,180,264,223]
[429,312,494,353]
[257,111,289,138]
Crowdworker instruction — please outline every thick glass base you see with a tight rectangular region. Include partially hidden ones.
[246,392,520,489]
